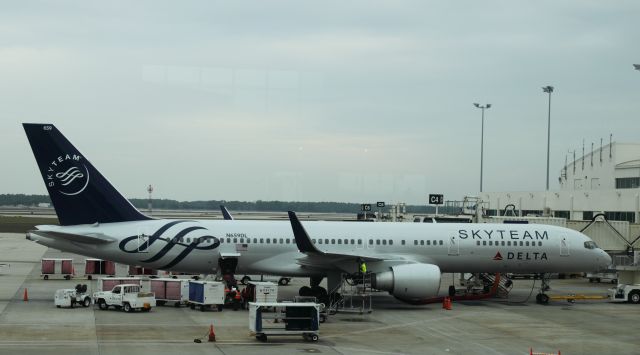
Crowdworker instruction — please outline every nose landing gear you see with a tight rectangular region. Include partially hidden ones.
[535,273,551,305]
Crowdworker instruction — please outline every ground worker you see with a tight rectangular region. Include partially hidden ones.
[360,259,367,274]
[233,289,242,311]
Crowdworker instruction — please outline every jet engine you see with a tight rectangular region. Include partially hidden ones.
[371,263,441,303]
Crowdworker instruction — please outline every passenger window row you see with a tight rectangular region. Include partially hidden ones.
[216,237,410,246]
[413,240,444,246]
[476,240,543,247]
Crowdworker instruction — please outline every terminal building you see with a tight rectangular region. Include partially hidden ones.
[476,141,640,260]
[482,141,640,223]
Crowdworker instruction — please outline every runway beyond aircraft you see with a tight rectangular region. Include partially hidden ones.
[23,123,611,304]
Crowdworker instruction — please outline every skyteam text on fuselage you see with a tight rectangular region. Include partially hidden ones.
[22,123,611,304]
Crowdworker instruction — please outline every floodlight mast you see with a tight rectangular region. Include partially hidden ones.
[474,103,491,193]
[542,85,554,191]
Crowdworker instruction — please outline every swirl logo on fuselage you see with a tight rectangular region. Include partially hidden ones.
[118,220,220,270]
[45,154,90,196]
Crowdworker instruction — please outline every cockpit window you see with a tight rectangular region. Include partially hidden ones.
[584,241,598,249]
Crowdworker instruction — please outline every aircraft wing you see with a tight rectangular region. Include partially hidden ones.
[27,230,117,244]
[288,211,388,267]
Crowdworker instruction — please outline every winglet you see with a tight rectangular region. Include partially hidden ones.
[220,205,234,220]
[287,211,321,253]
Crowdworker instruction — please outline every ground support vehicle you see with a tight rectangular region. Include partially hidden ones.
[41,258,73,280]
[187,280,225,311]
[239,275,291,286]
[249,302,320,342]
[151,278,189,307]
[93,284,155,312]
[54,284,91,308]
[97,276,150,292]
[610,284,640,303]
[586,271,618,284]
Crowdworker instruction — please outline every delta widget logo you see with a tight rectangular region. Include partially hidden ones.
[45,154,90,196]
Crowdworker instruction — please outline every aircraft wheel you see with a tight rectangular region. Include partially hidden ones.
[98,299,108,310]
[299,286,313,297]
[540,293,549,304]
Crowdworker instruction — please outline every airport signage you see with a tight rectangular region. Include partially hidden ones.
[361,204,372,212]
[429,194,444,205]
[376,202,385,208]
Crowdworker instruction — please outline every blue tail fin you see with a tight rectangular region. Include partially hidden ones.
[23,123,151,225]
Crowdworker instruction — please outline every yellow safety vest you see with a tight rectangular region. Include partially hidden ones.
[360,263,367,273]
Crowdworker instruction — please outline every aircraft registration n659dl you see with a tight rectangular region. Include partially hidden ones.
[22,123,611,304]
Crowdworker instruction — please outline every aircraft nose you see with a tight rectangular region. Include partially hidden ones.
[602,250,612,267]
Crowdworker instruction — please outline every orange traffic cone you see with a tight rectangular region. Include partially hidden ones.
[445,297,452,310]
[23,288,28,302]
[442,297,447,309]
[208,324,216,342]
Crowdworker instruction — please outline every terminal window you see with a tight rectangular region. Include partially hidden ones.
[616,177,640,189]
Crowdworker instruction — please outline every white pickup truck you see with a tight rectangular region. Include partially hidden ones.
[93,284,156,312]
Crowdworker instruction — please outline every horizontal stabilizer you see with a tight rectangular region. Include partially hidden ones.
[27,230,116,244]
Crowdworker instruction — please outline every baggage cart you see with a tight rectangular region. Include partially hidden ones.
[249,302,320,342]
[151,278,189,306]
[129,265,158,277]
[187,280,225,311]
[84,259,128,279]
[41,258,74,280]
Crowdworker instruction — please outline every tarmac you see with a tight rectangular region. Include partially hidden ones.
[1,232,639,355]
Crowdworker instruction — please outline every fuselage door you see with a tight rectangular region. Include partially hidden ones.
[137,229,150,253]
[560,236,570,256]
[448,236,459,256]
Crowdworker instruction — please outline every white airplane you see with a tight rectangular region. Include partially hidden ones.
[23,123,611,304]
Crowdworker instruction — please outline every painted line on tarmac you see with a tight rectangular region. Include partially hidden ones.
[321,310,481,338]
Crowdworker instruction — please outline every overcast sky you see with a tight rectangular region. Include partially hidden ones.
[1,1,639,204]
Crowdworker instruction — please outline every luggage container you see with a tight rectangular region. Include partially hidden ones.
[84,259,129,279]
[129,265,158,277]
[249,302,320,342]
[151,278,189,307]
[97,277,150,292]
[41,258,74,280]
[242,281,278,308]
[187,280,225,311]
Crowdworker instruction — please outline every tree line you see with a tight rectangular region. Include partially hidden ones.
[0,194,442,214]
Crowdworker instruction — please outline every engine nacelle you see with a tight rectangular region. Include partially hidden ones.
[371,263,441,303]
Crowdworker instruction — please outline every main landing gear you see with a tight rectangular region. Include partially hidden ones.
[535,273,551,305]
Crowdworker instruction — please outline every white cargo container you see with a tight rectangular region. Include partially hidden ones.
[41,258,74,280]
[187,280,225,311]
[246,281,278,303]
[97,277,150,292]
[151,278,189,306]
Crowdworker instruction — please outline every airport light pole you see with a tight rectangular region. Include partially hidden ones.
[474,103,491,193]
[542,86,554,191]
